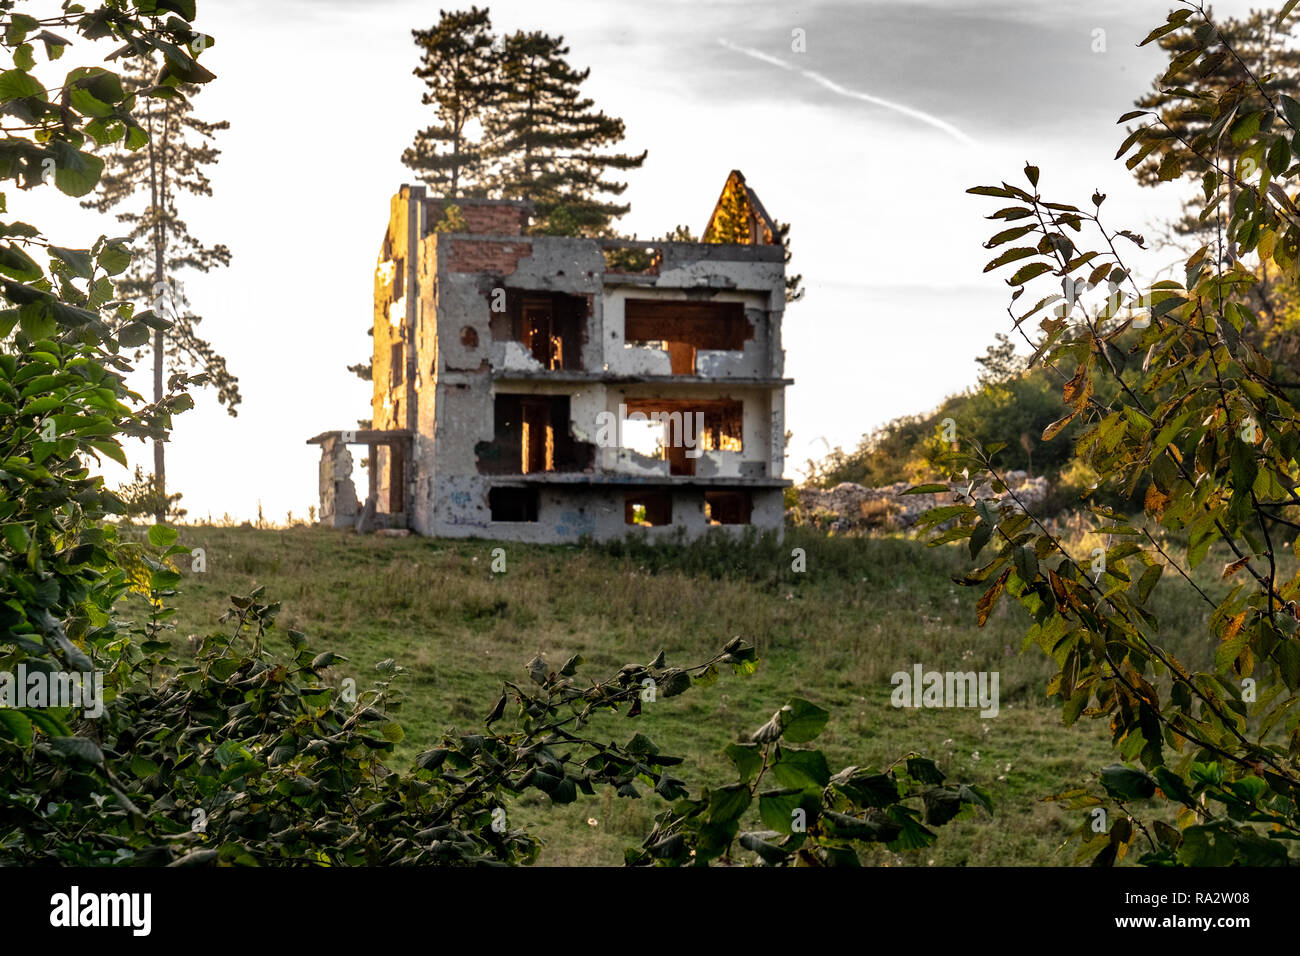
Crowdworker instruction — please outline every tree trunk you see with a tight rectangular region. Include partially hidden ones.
[148,98,166,523]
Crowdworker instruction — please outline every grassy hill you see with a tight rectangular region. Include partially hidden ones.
[133,522,1227,866]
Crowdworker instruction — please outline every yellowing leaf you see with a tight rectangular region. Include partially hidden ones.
[1223,611,1247,641]
[1222,556,1250,579]
[1145,483,1170,517]
[976,567,1013,627]
[1043,414,1075,441]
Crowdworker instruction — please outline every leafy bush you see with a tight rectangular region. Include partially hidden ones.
[921,4,1300,866]
[629,697,990,866]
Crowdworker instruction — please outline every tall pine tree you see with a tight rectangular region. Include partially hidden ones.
[1131,11,1300,252]
[401,7,499,197]
[82,53,237,520]
[485,29,645,236]
[1126,11,1300,375]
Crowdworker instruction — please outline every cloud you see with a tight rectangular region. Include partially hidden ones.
[717,37,976,146]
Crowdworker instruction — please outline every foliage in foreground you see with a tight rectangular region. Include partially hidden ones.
[923,1,1300,866]
[8,530,982,865]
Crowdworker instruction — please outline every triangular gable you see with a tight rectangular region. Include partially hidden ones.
[702,169,778,245]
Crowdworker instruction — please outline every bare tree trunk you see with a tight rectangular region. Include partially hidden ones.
[148,98,166,523]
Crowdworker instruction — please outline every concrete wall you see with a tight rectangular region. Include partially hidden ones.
[429,480,785,543]
[603,287,777,379]
[366,189,790,543]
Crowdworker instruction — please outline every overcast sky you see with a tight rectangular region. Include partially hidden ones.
[16,0,1273,521]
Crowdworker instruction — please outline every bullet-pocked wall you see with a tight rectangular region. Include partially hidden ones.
[336,178,793,542]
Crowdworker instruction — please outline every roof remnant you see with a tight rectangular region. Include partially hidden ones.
[703,169,778,246]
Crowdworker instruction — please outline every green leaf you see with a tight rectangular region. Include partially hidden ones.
[958,783,993,815]
[51,735,104,766]
[906,756,946,785]
[778,697,830,743]
[983,246,1037,273]
[0,68,44,101]
[2,522,30,551]
[1275,639,1300,690]
[922,787,964,825]
[48,245,93,280]
[967,185,1015,198]
[738,830,790,865]
[1135,563,1163,605]
[18,301,55,340]
[32,31,68,61]
[0,243,42,281]
[1099,763,1156,800]
[25,709,70,737]
[1177,824,1237,866]
[139,0,198,20]
[148,524,179,547]
[724,742,762,784]
[1282,94,1300,131]
[0,708,32,746]
[903,483,951,495]
[124,124,149,151]
[1008,262,1052,285]
[4,13,38,46]
[118,322,151,348]
[771,746,830,789]
[707,783,752,824]
[66,67,123,119]
[1229,437,1258,497]
[1013,545,1039,582]
[1140,8,1192,46]
[46,143,105,198]
[758,788,808,834]
[1269,135,1291,176]
[96,241,132,276]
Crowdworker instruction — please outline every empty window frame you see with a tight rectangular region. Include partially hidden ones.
[625,490,672,526]
[623,299,752,375]
[705,490,752,525]
[476,394,594,475]
[490,487,538,522]
[490,291,589,371]
[621,398,744,476]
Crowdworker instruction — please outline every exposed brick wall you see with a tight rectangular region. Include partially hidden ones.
[466,204,525,235]
[425,200,527,236]
[447,239,533,275]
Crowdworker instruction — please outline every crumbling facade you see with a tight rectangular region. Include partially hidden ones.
[310,171,792,542]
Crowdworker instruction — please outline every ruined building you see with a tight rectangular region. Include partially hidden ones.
[309,170,792,542]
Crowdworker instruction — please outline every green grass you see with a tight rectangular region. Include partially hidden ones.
[130,522,1232,866]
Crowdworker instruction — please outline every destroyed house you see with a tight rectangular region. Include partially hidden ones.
[309,170,793,542]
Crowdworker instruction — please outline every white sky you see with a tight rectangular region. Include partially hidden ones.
[14,0,1271,521]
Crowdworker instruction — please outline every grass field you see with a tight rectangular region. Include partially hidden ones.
[125,521,1236,866]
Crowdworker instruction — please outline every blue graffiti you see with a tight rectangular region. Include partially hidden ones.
[555,509,595,538]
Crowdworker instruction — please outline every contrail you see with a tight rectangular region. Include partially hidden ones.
[717,38,976,147]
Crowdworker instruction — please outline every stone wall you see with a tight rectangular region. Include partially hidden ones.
[794,471,1050,534]
[317,436,359,528]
